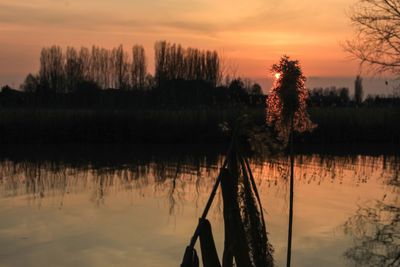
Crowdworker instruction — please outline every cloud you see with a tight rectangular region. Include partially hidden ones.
[0,0,350,38]
[225,1,350,35]
[0,3,159,33]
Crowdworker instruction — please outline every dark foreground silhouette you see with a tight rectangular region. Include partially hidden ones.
[181,132,274,267]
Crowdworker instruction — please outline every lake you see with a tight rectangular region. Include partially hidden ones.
[0,145,398,267]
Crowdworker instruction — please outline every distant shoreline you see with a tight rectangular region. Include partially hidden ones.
[250,76,400,96]
[2,76,399,98]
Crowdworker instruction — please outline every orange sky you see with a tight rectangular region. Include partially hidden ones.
[0,0,359,87]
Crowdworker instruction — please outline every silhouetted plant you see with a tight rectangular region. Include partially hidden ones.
[250,83,262,95]
[1,85,14,93]
[228,78,246,94]
[75,80,101,94]
[21,73,40,93]
[355,75,363,105]
[267,56,315,142]
[339,87,350,104]
[266,55,315,267]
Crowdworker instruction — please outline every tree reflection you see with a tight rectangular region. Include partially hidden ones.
[0,151,398,213]
[343,199,399,266]
[343,160,399,267]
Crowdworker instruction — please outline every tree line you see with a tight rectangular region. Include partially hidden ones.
[21,41,222,94]
[154,41,220,86]
[308,87,352,107]
[29,44,148,93]
[307,75,400,107]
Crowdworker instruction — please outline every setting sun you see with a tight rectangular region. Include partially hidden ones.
[274,73,281,79]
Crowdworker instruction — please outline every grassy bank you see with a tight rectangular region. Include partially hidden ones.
[0,106,398,144]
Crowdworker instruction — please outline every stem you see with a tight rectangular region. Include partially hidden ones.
[181,124,238,258]
[286,117,294,267]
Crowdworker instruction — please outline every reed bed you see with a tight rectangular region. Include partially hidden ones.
[0,106,398,144]
[0,107,264,144]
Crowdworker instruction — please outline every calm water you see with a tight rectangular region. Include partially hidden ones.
[0,146,398,267]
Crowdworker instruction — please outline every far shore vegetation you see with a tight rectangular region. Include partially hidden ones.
[0,41,399,145]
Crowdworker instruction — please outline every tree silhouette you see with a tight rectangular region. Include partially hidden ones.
[250,83,262,95]
[131,45,147,89]
[65,47,81,92]
[39,46,65,93]
[355,75,363,105]
[114,45,130,90]
[79,47,91,82]
[345,0,400,74]
[154,41,220,86]
[21,73,40,93]
[33,42,223,93]
[36,44,151,91]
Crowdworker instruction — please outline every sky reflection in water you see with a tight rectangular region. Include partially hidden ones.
[0,148,398,267]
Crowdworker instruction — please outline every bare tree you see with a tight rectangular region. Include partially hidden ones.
[99,48,110,89]
[154,41,221,86]
[154,41,167,86]
[65,47,81,92]
[345,0,400,74]
[91,46,101,87]
[79,47,91,82]
[131,45,147,89]
[113,45,130,90]
[35,42,221,93]
[205,51,220,86]
[39,46,65,93]
[39,48,50,90]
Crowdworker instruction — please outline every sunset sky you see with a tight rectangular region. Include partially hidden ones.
[0,0,361,87]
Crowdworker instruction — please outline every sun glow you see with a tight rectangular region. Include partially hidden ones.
[274,73,281,79]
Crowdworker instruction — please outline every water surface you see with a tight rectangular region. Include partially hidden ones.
[0,146,398,267]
